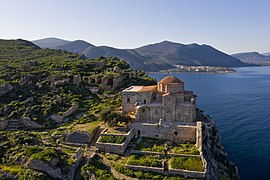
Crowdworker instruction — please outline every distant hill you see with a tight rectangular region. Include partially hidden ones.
[33,37,70,49]
[263,52,270,56]
[55,40,95,53]
[232,52,270,65]
[33,38,247,71]
[135,41,245,68]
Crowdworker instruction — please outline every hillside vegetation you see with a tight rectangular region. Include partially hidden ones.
[0,39,155,128]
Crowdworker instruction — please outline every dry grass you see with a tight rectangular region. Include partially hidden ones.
[73,121,102,133]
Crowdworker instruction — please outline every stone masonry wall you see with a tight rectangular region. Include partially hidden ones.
[131,123,196,143]
[96,129,135,155]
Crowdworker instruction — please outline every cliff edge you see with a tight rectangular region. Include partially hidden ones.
[203,117,240,179]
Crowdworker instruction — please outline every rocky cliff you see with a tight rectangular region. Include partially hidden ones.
[203,118,240,180]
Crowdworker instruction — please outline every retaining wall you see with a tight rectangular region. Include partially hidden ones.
[96,128,135,155]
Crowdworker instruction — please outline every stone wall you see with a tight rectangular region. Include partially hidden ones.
[125,164,164,174]
[196,121,203,151]
[131,123,196,143]
[125,161,206,179]
[66,131,91,144]
[96,129,135,155]
[130,149,201,158]
[169,168,206,179]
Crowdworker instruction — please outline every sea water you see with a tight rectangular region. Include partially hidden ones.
[149,66,270,180]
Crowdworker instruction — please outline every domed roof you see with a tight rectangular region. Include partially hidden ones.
[159,76,183,84]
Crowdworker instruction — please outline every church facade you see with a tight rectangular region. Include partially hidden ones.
[122,76,197,123]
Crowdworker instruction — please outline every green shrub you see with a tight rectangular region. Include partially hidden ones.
[127,155,164,168]
[81,156,115,180]
[17,169,51,180]
[170,156,203,172]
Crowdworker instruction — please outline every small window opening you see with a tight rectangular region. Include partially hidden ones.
[127,98,130,103]
[144,100,146,104]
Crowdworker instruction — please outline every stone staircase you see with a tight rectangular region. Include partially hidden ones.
[90,128,104,146]
[5,119,20,131]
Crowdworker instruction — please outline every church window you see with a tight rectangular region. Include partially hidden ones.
[152,93,156,100]
[127,98,130,103]
[144,100,146,104]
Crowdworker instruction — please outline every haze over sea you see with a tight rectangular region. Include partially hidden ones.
[150,66,270,180]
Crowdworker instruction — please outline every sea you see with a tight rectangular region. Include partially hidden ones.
[149,66,270,180]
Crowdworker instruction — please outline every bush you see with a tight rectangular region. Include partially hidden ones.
[127,155,164,168]
[170,156,203,172]
[100,109,130,127]
[81,156,115,180]
[17,169,51,180]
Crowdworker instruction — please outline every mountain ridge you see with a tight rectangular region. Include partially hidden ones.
[33,37,70,49]
[232,52,270,65]
[33,38,247,71]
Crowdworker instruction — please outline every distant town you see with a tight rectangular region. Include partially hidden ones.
[157,65,236,74]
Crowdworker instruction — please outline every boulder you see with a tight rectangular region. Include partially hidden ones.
[73,75,82,85]
[0,84,13,97]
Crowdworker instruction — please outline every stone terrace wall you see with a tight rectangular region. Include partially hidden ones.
[130,149,201,158]
[169,168,206,179]
[96,128,135,155]
[131,123,196,143]
[126,164,164,174]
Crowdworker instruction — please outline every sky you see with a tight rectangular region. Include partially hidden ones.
[0,0,269,54]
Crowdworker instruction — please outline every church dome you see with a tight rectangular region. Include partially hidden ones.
[159,76,183,84]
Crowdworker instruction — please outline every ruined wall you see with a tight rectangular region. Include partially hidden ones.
[122,91,137,113]
[169,168,206,179]
[125,165,164,174]
[131,123,196,143]
[96,129,135,155]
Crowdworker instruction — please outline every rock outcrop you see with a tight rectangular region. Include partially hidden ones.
[20,117,43,129]
[203,119,240,180]
[27,159,63,179]
[0,120,8,130]
[66,131,91,144]
[0,84,13,97]
[50,104,79,123]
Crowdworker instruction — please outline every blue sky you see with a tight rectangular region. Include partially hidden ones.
[0,0,269,54]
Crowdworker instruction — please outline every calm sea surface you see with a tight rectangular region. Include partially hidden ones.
[149,66,270,180]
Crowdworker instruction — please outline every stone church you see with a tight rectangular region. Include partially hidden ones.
[122,76,200,143]
[122,76,197,123]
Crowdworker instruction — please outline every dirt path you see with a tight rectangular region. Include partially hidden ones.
[98,154,137,180]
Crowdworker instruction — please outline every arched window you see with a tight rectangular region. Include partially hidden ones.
[144,100,146,104]
[127,98,130,103]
